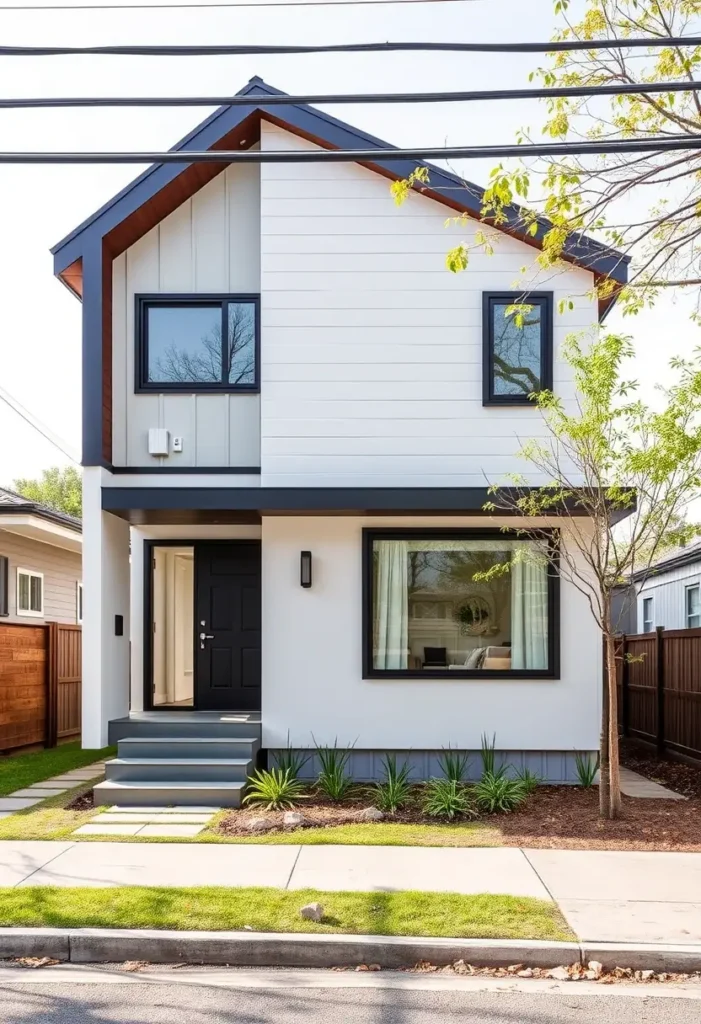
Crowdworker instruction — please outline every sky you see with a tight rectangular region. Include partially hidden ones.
[0,0,697,484]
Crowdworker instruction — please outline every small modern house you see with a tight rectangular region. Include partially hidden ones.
[52,77,629,805]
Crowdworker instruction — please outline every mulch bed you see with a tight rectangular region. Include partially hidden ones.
[215,781,701,851]
[620,738,701,799]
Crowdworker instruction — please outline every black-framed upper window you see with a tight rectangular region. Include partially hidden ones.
[0,556,8,616]
[483,292,553,405]
[136,294,259,393]
[362,528,559,679]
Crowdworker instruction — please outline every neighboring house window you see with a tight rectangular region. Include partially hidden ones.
[686,584,700,629]
[136,294,260,393]
[483,292,553,405]
[77,581,83,625]
[16,568,43,617]
[642,596,654,633]
[0,556,8,616]
[362,529,558,678]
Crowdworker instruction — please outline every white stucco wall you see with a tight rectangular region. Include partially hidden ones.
[261,515,601,752]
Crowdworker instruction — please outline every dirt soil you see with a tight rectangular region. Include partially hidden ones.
[65,791,94,811]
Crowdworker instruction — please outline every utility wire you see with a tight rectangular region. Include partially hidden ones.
[0,385,80,464]
[1,36,700,56]
[2,134,701,162]
[0,0,486,8]
[2,79,699,109]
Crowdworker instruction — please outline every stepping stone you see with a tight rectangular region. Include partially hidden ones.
[97,814,213,824]
[107,806,174,814]
[28,781,72,790]
[0,811,13,819]
[170,806,221,813]
[49,774,103,783]
[0,798,43,811]
[619,767,687,800]
[10,789,63,799]
[73,823,142,836]
[137,824,206,837]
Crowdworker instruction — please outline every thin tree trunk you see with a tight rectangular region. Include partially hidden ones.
[606,631,622,818]
[599,638,610,819]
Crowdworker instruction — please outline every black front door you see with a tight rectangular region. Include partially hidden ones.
[195,542,261,712]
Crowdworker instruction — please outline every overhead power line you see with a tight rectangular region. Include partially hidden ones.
[1,36,700,56]
[2,79,699,109]
[0,385,80,464]
[2,134,701,163]
[0,0,487,7]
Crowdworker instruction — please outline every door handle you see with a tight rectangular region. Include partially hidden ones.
[199,632,214,640]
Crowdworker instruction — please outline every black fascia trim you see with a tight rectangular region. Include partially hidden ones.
[361,526,560,681]
[630,546,701,584]
[51,77,628,287]
[110,465,261,474]
[135,293,261,394]
[482,292,553,407]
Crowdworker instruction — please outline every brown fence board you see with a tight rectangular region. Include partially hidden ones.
[0,621,81,752]
[618,626,701,763]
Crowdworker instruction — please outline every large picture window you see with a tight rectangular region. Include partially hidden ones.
[363,530,559,678]
[483,292,553,405]
[136,294,259,393]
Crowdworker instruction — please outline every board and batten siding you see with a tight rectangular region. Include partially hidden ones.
[112,162,261,468]
[0,530,82,623]
[637,562,701,631]
[259,121,598,487]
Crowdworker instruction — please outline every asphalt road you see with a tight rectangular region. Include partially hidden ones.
[2,969,701,1024]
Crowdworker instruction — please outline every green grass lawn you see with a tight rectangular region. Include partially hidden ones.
[0,743,114,797]
[0,886,572,940]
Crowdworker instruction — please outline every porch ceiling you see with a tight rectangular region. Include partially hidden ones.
[102,486,635,524]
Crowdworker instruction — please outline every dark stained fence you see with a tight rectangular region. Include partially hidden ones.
[0,621,81,752]
[619,626,701,762]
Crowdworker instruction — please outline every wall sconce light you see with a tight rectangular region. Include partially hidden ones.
[300,551,312,588]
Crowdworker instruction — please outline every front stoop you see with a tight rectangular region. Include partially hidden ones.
[94,714,261,808]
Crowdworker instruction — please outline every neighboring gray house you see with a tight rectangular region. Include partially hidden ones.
[0,489,82,624]
[635,540,701,634]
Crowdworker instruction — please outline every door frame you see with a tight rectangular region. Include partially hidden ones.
[143,538,262,713]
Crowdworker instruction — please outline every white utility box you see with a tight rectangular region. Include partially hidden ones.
[148,428,170,456]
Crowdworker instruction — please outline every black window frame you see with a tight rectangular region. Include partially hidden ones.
[0,556,8,616]
[361,527,560,680]
[482,292,553,406]
[135,293,260,394]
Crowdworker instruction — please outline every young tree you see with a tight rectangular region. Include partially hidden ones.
[479,332,701,818]
[12,466,82,519]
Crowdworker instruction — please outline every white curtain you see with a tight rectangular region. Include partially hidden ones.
[511,554,549,670]
[373,541,409,669]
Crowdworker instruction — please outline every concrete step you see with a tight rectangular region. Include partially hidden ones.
[117,737,260,761]
[105,757,252,783]
[108,714,261,744]
[93,779,246,808]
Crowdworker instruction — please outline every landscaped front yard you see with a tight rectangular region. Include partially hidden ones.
[0,743,114,797]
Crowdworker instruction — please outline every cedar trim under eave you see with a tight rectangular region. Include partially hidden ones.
[59,257,83,298]
[102,111,262,260]
[260,111,617,306]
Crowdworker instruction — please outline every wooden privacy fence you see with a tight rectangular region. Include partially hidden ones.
[0,621,82,753]
[617,626,701,762]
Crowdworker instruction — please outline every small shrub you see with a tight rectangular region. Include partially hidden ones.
[273,733,310,780]
[243,767,304,811]
[480,732,506,779]
[375,755,413,813]
[514,767,542,795]
[423,778,475,820]
[314,738,354,801]
[474,772,527,814]
[438,747,470,784]
[574,751,600,788]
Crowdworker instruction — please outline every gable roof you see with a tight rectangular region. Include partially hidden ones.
[632,538,701,584]
[0,487,82,532]
[52,75,629,313]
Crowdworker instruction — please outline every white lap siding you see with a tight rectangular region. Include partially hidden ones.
[260,121,597,488]
[0,531,81,623]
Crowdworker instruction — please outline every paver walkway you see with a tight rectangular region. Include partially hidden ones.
[75,805,221,837]
[618,766,686,800]
[1,841,700,945]
[0,761,106,818]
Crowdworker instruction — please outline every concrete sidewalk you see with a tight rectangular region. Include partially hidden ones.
[1,841,700,945]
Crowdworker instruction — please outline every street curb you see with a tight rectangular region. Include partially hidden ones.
[2,929,701,972]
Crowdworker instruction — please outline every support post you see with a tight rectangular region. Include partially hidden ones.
[655,625,666,755]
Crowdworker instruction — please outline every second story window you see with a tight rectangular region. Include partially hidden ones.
[136,295,259,393]
[483,292,553,405]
